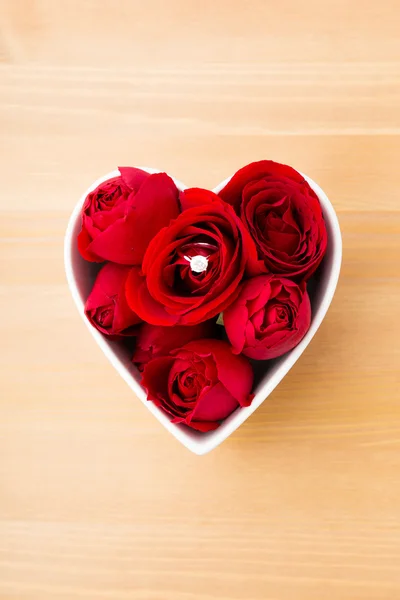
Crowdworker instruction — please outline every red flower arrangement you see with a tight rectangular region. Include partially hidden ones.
[78,162,327,432]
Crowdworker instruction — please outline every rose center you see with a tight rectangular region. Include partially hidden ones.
[95,307,113,327]
[276,306,288,321]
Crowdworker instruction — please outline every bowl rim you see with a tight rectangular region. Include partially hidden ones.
[64,166,342,455]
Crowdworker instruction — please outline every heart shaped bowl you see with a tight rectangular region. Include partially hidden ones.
[64,167,342,455]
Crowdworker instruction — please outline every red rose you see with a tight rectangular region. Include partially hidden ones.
[132,321,216,367]
[224,275,311,359]
[142,339,253,432]
[78,167,179,265]
[85,263,141,336]
[126,188,262,326]
[219,160,327,280]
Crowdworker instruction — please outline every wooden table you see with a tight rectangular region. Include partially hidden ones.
[1,1,400,598]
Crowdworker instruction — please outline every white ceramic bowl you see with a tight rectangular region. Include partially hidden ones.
[64,167,342,455]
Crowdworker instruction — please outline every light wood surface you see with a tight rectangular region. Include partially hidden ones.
[1,1,400,599]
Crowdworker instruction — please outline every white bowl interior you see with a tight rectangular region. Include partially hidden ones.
[64,167,342,455]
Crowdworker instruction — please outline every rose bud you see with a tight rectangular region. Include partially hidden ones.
[78,167,179,265]
[218,160,327,280]
[126,188,263,326]
[224,275,311,360]
[85,263,141,336]
[132,321,216,367]
[142,339,254,432]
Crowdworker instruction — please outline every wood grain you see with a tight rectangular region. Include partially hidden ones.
[1,1,400,598]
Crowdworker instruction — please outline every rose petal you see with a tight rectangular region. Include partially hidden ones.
[118,166,150,191]
[180,187,221,211]
[132,321,216,365]
[125,267,179,326]
[189,382,238,422]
